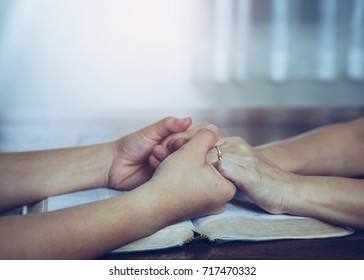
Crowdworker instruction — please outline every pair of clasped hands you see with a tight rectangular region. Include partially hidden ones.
[110,116,289,225]
[2,115,363,259]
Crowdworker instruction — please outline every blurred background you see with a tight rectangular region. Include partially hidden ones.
[0,0,363,115]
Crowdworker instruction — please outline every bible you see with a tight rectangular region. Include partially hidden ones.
[25,188,354,253]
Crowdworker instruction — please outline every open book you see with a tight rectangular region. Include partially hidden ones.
[25,188,354,253]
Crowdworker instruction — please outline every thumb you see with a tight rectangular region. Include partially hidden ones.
[141,116,192,142]
[180,124,219,161]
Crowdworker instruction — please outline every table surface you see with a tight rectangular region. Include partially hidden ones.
[1,107,364,259]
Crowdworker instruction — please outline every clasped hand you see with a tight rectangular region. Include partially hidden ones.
[146,120,298,216]
[108,117,295,220]
[106,117,236,221]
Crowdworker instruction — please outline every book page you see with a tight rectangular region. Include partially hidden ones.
[193,194,306,229]
[46,188,124,211]
[193,192,353,241]
[116,220,195,253]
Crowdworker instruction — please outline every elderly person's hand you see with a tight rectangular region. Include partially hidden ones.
[212,137,298,215]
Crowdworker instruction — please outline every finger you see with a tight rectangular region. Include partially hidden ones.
[160,122,215,147]
[215,160,247,190]
[167,138,187,152]
[206,137,238,164]
[179,125,219,162]
[207,148,246,167]
[214,137,254,165]
[153,145,168,160]
[208,205,227,215]
[141,116,192,142]
[167,138,178,151]
[149,144,171,169]
[148,154,162,169]
[206,148,217,164]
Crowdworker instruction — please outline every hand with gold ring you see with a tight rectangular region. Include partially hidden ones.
[213,137,297,215]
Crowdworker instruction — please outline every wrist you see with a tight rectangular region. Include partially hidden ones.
[38,143,114,198]
[75,142,115,189]
[99,142,116,187]
[139,175,199,228]
[256,144,302,174]
[130,181,173,230]
[282,174,311,217]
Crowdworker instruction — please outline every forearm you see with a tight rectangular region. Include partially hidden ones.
[257,118,364,176]
[0,185,167,259]
[0,126,235,259]
[285,175,364,230]
[0,143,113,211]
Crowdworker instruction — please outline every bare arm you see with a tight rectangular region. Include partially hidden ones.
[0,144,112,211]
[0,126,235,259]
[148,117,364,229]
[287,175,364,229]
[215,137,364,230]
[0,187,161,259]
[256,117,364,176]
[0,117,192,212]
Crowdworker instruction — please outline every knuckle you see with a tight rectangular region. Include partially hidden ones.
[163,116,175,125]
[196,121,210,127]
[231,136,242,143]
[199,127,215,137]
[236,143,249,154]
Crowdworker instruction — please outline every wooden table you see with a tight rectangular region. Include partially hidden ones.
[1,108,364,259]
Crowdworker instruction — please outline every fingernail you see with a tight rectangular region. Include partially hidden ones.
[206,124,218,133]
[179,117,191,123]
